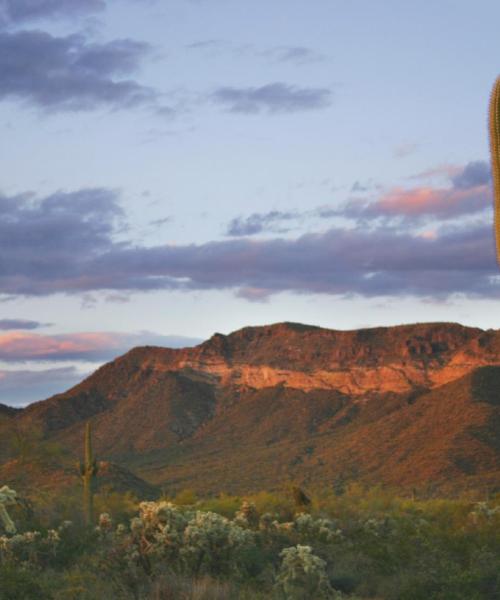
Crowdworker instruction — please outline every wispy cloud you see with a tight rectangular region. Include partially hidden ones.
[227,210,297,236]
[260,46,325,65]
[393,143,419,158]
[0,331,202,362]
[324,161,492,223]
[0,319,51,330]
[0,0,104,25]
[211,82,332,114]
[187,40,324,65]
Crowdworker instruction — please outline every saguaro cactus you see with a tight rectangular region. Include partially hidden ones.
[79,421,98,526]
[489,76,500,265]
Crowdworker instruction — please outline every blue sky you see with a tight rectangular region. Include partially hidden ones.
[1,0,500,405]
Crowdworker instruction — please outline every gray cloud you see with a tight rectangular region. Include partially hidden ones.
[89,224,497,299]
[212,82,332,114]
[0,187,123,270]
[0,0,104,25]
[0,366,86,406]
[451,160,491,189]
[1,185,499,301]
[227,210,297,236]
[0,319,51,330]
[0,30,154,111]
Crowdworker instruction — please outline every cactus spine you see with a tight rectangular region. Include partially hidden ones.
[489,76,500,265]
[79,421,98,526]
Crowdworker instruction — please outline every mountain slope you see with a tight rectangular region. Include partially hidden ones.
[9,322,500,495]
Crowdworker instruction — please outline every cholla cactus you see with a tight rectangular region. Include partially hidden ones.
[469,501,500,525]
[294,513,343,543]
[0,485,17,534]
[182,510,254,575]
[98,512,113,534]
[275,544,339,599]
[78,421,99,526]
[259,512,278,532]
[489,76,500,265]
[234,500,259,529]
[0,527,63,566]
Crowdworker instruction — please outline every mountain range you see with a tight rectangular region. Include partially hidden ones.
[2,321,500,496]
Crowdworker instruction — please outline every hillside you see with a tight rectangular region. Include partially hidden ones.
[5,321,500,495]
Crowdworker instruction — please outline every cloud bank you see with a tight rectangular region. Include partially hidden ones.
[0,162,497,302]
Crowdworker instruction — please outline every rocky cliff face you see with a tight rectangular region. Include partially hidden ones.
[10,322,500,494]
[57,321,500,396]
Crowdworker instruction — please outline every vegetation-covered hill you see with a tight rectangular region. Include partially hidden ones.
[3,322,500,495]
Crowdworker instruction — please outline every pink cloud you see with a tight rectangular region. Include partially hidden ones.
[0,331,201,362]
[372,184,491,218]
[407,164,462,181]
[0,332,120,360]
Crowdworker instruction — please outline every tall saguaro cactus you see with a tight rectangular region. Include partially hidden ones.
[79,421,98,526]
[489,76,500,265]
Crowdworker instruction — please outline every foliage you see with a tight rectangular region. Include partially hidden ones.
[0,485,500,599]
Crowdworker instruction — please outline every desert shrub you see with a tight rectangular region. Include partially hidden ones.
[196,494,241,518]
[174,489,198,506]
[0,564,50,599]
[248,491,295,521]
[94,489,138,522]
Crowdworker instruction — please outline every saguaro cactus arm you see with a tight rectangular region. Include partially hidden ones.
[489,76,500,265]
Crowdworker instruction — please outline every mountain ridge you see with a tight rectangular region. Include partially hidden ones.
[4,321,500,495]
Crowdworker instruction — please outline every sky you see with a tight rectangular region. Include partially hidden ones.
[1,0,500,406]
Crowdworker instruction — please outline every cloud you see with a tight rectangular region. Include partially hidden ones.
[451,160,491,189]
[0,319,51,330]
[227,210,297,236]
[0,366,86,406]
[187,40,324,65]
[349,185,490,220]
[0,30,154,111]
[331,162,492,222]
[0,0,104,25]
[407,164,463,182]
[393,143,419,158]
[211,82,332,114]
[260,46,325,65]
[149,216,172,227]
[1,182,499,301]
[0,188,123,287]
[0,331,202,362]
